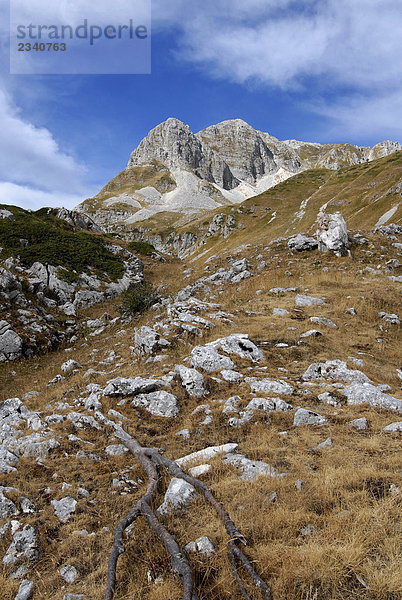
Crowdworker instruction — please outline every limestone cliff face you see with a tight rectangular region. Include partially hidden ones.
[78,117,401,228]
[196,119,301,183]
[127,118,239,190]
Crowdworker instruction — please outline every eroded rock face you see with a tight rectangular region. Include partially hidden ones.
[317,212,349,256]
[127,118,239,191]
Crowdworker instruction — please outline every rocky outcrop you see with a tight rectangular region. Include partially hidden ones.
[317,212,349,256]
[47,208,104,233]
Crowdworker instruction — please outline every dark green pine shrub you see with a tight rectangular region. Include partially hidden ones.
[119,282,160,314]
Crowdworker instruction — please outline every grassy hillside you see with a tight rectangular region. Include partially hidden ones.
[157,150,402,260]
[0,205,125,280]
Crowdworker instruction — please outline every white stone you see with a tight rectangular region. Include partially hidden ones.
[176,443,238,467]
[293,408,327,426]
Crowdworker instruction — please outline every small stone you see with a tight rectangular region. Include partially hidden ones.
[60,565,79,583]
[15,579,34,600]
[184,536,215,556]
[51,497,77,523]
[61,360,82,374]
[105,444,128,457]
[295,479,304,491]
[383,422,402,432]
[293,408,327,427]
[314,437,333,450]
[348,417,368,430]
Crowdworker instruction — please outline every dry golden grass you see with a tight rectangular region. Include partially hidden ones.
[0,231,401,600]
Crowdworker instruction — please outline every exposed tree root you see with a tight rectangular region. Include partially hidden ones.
[96,411,271,600]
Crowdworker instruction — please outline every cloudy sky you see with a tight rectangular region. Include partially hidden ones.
[0,0,401,210]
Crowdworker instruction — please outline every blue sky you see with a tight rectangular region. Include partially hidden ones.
[0,0,401,210]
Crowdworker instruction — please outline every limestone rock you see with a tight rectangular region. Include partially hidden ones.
[317,212,349,256]
[341,383,402,412]
[295,294,325,307]
[60,565,79,583]
[3,525,38,567]
[175,365,207,398]
[208,333,264,362]
[156,478,197,515]
[134,326,170,354]
[184,536,215,556]
[15,579,34,600]
[223,453,279,481]
[293,408,327,426]
[132,390,178,418]
[288,234,317,252]
[51,497,77,523]
[0,321,22,362]
[383,422,402,432]
[190,345,235,373]
[103,377,165,397]
[348,417,368,430]
[61,360,82,373]
[302,360,370,384]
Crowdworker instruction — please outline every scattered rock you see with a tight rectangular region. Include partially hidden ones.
[175,365,207,398]
[383,422,402,432]
[15,579,34,600]
[348,417,368,430]
[293,409,327,426]
[190,345,235,373]
[341,383,402,412]
[302,360,370,384]
[317,212,349,256]
[132,390,179,418]
[295,294,325,307]
[60,565,79,583]
[184,536,215,556]
[51,497,77,523]
[156,478,198,515]
[61,360,82,374]
[288,234,317,252]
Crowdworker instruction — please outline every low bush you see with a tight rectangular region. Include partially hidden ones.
[128,241,156,256]
[119,282,160,314]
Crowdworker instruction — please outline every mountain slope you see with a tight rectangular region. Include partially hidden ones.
[77,118,401,228]
[111,150,402,259]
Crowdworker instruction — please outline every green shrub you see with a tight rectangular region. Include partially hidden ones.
[57,267,80,284]
[0,205,125,281]
[128,241,156,256]
[119,282,160,314]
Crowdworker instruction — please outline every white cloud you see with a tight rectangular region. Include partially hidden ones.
[154,0,402,90]
[0,89,87,193]
[312,91,402,142]
[154,0,402,141]
[0,182,89,211]
[0,88,94,210]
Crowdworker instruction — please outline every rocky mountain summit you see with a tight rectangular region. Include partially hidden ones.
[78,117,401,227]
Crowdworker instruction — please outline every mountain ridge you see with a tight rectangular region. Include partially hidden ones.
[77,118,401,227]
